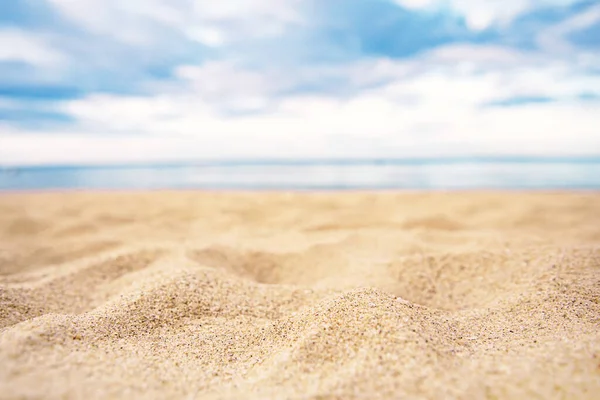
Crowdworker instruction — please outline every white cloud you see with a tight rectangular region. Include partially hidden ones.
[2,42,599,166]
[1,96,598,166]
[537,3,600,53]
[46,0,189,45]
[3,0,600,167]
[184,27,226,47]
[0,28,65,66]
[173,62,276,110]
[393,0,582,30]
[46,0,305,46]
[425,44,529,66]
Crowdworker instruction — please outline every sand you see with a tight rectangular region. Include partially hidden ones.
[0,191,599,399]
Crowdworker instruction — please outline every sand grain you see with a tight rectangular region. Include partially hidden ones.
[0,192,599,399]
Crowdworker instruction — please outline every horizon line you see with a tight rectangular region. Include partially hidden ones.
[3,155,600,170]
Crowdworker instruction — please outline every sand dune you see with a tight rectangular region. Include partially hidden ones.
[0,192,599,399]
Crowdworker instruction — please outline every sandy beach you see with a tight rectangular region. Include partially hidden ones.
[0,191,599,399]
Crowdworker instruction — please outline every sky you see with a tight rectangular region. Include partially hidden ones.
[0,0,599,165]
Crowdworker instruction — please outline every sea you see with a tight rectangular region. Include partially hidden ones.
[1,157,600,191]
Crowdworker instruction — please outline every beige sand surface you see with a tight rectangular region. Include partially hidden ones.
[0,191,599,399]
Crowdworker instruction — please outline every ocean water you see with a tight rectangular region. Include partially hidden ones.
[1,158,600,191]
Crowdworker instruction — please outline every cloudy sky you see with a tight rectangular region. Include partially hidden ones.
[0,0,599,165]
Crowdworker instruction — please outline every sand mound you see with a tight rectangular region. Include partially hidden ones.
[1,192,599,399]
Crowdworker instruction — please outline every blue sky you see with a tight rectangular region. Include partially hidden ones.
[0,0,599,165]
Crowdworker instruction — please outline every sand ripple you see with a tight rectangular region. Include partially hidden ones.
[1,192,599,399]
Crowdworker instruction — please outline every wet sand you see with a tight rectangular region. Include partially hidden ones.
[1,191,599,399]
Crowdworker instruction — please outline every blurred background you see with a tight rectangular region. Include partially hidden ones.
[0,0,599,190]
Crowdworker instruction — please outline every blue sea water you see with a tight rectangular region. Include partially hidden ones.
[1,157,600,191]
